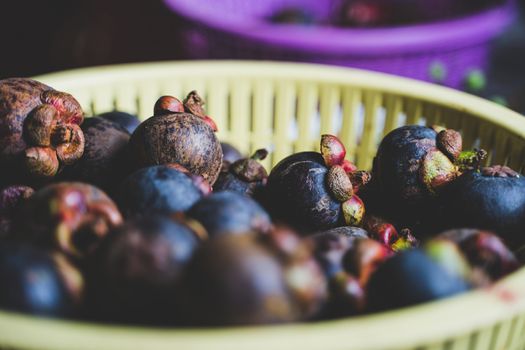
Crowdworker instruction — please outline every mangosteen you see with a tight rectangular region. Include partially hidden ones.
[440,166,525,248]
[0,185,34,238]
[187,191,272,238]
[221,142,243,165]
[0,78,84,184]
[214,149,268,197]
[0,244,80,317]
[342,238,391,287]
[436,228,519,281]
[117,165,204,218]
[128,92,222,185]
[259,225,328,319]
[319,271,365,319]
[86,215,200,324]
[60,117,131,192]
[266,135,368,232]
[370,125,486,232]
[366,249,470,312]
[98,111,140,134]
[310,226,369,278]
[362,215,418,251]
[180,234,301,326]
[15,182,123,260]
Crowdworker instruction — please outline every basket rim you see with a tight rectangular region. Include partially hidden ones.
[13,60,524,350]
[163,0,514,55]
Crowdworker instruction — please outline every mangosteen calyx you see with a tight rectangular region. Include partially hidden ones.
[230,149,269,183]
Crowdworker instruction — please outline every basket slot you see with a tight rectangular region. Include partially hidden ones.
[229,79,252,155]
[474,325,500,350]
[295,81,319,153]
[357,91,382,170]
[506,137,525,171]
[91,85,116,116]
[446,335,474,350]
[504,316,523,349]
[207,80,230,141]
[491,319,515,350]
[459,114,480,151]
[273,80,297,165]
[319,84,341,135]
[158,81,184,105]
[383,94,403,137]
[137,81,162,120]
[340,87,362,163]
[405,99,423,125]
[478,121,497,166]
[71,89,95,117]
[252,79,275,170]
[114,83,140,117]
[424,104,443,128]
[492,129,511,166]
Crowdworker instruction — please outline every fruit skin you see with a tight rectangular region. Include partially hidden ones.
[0,185,34,238]
[214,149,268,197]
[0,244,78,317]
[310,227,369,278]
[436,229,519,281]
[180,234,300,326]
[342,238,391,287]
[188,191,272,238]
[440,168,525,248]
[60,117,131,192]
[98,111,140,134]
[370,125,439,229]
[266,152,343,232]
[86,215,199,325]
[260,225,328,319]
[366,249,470,312]
[128,107,222,185]
[15,182,122,260]
[0,78,84,183]
[117,165,203,218]
[221,142,243,165]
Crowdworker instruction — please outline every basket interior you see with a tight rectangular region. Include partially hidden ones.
[39,61,525,173]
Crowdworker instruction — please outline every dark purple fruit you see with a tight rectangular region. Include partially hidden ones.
[214,149,268,197]
[180,234,301,326]
[371,125,485,233]
[342,238,391,287]
[0,78,84,183]
[436,229,519,281]
[128,93,222,185]
[366,249,470,312]
[16,182,122,260]
[220,142,243,165]
[259,225,328,319]
[0,244,79,317]
[0,185,34,238]
[440,166,525,248]
[188,191,271,238]
[60,117,130,192]
[310,226,369,278]
[87,215,199,324]
[267,152,343,231]
[117,165,203,218]
[98,111,140,134]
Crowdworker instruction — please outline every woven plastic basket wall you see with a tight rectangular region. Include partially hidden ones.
[0,61,524,350]
[164,0,514,89]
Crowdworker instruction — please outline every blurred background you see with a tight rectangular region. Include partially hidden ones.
[1,0,524,112]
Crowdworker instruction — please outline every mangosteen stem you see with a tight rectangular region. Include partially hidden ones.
[455,149,487,172]
[251,149,269,161]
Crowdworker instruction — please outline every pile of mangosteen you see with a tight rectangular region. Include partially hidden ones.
[0,77,523,326]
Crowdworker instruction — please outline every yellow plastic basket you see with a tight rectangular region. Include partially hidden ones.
[2,61,524,350]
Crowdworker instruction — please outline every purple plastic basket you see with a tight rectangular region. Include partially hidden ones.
[164,0,515,88]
